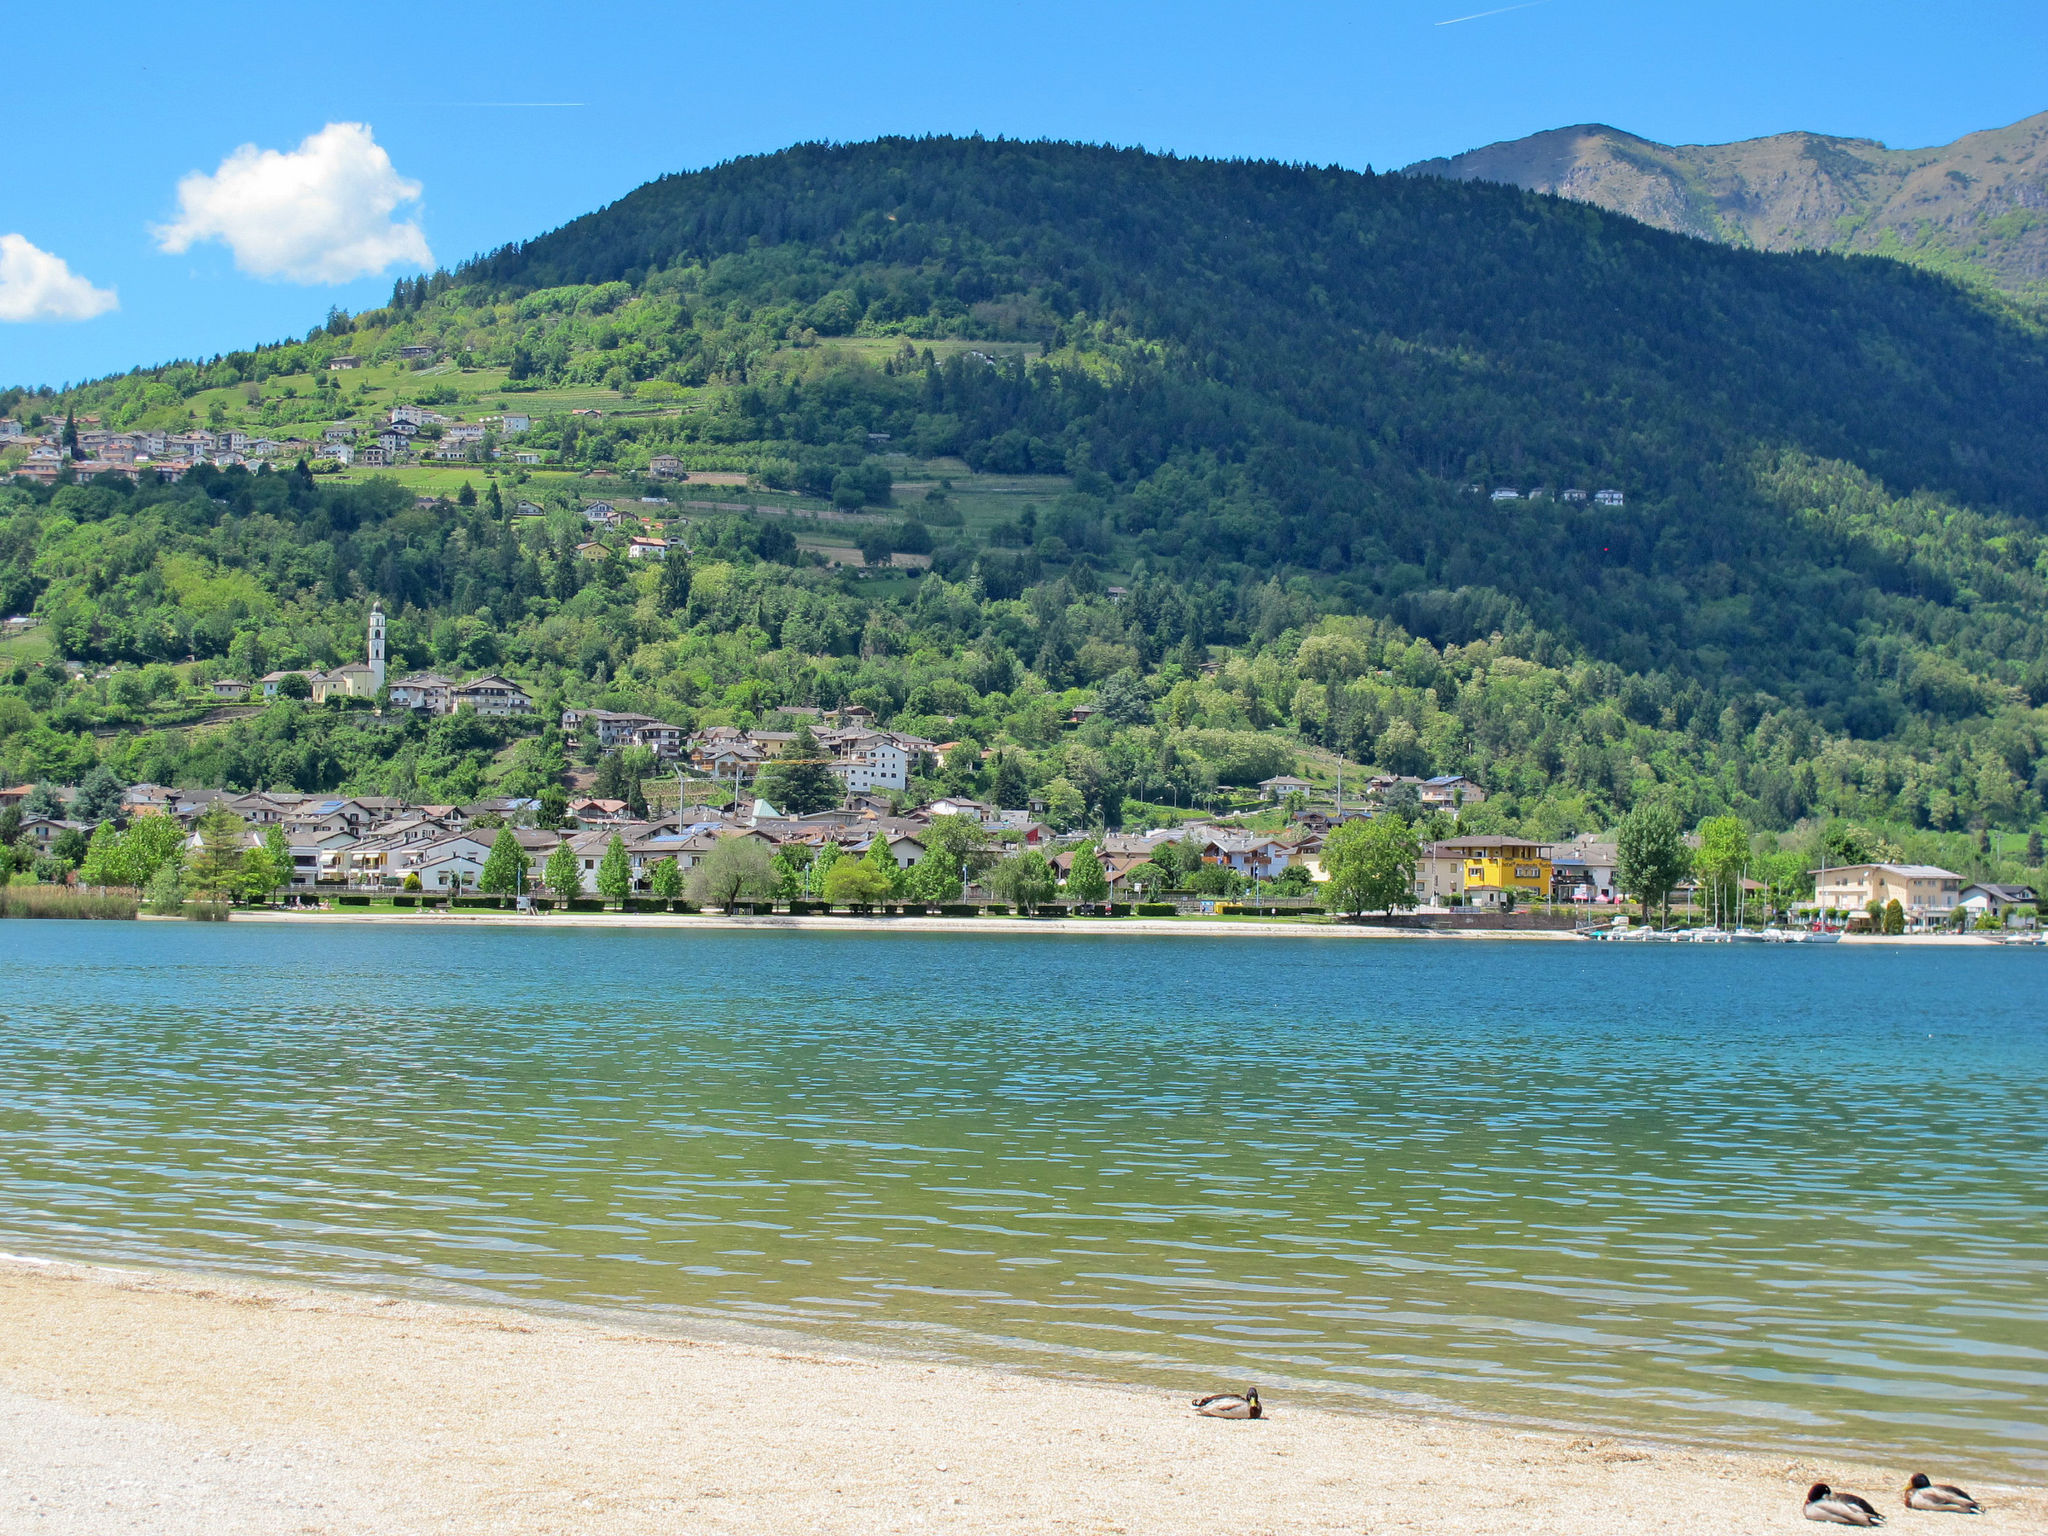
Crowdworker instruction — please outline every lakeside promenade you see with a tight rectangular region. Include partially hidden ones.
[9,1255,2043,1536]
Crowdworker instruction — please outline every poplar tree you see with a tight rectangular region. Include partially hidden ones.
[596,834,632,900]
[545,839,583,902]
[479,826,531,895]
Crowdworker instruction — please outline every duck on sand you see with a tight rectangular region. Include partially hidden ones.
[2,1257,2045,1536]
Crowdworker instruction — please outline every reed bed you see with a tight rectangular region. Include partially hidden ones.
[0,885,140,920]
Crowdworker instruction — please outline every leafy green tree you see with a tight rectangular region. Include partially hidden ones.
[823,857,892,907]
[1122,858,1163,895]
[187,803,249,899]
[1043,776,1085,832]
[755,723,841,815]
[1065,842,1110,902]
[1694,815,1749,927]
[123,815,187,888]
[78,821,124,886]
[545,838,583,902]
[142,855,186,915]
[276,672,313,700]
[649,855,684,899]
[242,822,292,902]
[904,848,963,904]
[596,834,633,900]
[1617,802,1690,927]
[688,835,778,910]
[479,826,531,895]
[860,834,904,898]
[1884,897,1906,935]
[989,849,1056,913]
[772,842,815,899]
[1322,815,1420,916]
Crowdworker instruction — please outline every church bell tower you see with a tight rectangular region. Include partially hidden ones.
[368,601,386,693]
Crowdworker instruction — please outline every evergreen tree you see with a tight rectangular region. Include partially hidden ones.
[756,723,841,815]
[991,754,1027,810]
[660,550,692,611]
[187,804,249,899]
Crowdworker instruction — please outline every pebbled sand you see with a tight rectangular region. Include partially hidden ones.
[2,1256,2042,1536]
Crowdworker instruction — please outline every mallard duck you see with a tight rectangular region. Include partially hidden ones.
[1192,1386,1261,1419]
[1805,1483,1885,1526]
[1905,1474,1982,1513]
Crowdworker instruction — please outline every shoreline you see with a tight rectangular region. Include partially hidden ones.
[6,1254,2042,1535]
[170,907,2020,944]
[215,907,1577,938]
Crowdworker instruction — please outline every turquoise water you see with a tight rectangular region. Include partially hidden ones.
[1,922,2043,1477]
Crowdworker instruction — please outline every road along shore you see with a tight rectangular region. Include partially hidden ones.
[3,1256,2041,1535]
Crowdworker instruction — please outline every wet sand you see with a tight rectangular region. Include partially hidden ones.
[4,1256,2041,1535]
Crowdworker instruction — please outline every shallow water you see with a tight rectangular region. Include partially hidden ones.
[2,921,2043,1477]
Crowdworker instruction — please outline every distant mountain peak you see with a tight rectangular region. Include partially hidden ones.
[1403,111,2048,298]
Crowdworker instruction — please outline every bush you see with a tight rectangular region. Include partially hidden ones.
[1136,902,1177,916]
[1035,904,1068,918]
[670,899,695,913]
[337,894,370,906]
[938,904,979,917]
[568,898,605,912]
[453,896,501,909]
[529,897,554,911]
[980,903,1009,915]
[185,900,231,922]
[393,895,417,908]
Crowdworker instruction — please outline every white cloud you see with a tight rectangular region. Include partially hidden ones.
[154,122,432,284]
[0,234,119,322]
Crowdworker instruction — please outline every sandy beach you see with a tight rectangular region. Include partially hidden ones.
[4,1256,2041,1536]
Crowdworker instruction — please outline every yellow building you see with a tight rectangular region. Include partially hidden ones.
[1445,836,1552,907]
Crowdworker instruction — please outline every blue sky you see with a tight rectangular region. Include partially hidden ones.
[4,0,2043,390]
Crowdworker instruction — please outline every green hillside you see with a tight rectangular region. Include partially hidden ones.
[3,136,2047,864]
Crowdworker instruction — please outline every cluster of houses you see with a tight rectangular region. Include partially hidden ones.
[199,605,537,717]
[1466,484,1627,506]
[0,395,540,485]
[5,764,2036,924]
[639,705,938,793]
[325,402,536,470]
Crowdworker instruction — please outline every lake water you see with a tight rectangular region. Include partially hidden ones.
[2,921,2043,1478]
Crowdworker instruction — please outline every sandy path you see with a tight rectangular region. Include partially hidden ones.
[2,1257,2040,1536]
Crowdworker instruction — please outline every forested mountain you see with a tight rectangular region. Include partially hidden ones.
[1403,111,2048,300]
[4,135,2047,858]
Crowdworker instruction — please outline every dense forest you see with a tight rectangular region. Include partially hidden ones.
[4,136,2047,863]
